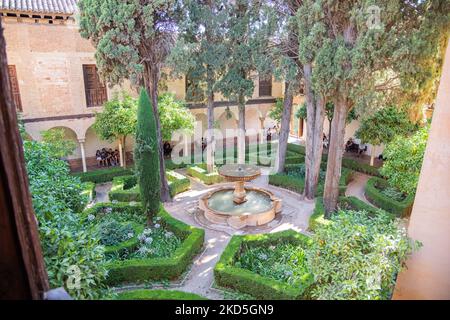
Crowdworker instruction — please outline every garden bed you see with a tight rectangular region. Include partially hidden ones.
[365,177,414,217]
[309,196,395,232]
[73,167,134,183]
[109,171,191,201]
[269,164,353,196]
[84,203,204,285]
[214,230,314,300]
[186,164,223,185]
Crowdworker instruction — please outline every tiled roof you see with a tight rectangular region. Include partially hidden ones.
[0,0,79,15]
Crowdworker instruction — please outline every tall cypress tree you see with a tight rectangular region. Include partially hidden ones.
[135,89,160,220]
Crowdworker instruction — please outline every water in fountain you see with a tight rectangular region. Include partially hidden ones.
[207,189,272,215]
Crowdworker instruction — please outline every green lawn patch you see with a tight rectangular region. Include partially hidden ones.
[186,164,223,185]
[73,167,134,183]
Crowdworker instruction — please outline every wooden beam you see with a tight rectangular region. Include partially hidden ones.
[0,19,49,299]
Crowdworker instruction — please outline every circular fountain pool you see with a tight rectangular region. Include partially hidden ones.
[207,189,272,215]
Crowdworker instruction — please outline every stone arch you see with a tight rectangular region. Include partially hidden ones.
[45,126,81,160]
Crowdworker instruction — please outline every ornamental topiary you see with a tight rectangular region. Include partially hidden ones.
[134,89,160,220]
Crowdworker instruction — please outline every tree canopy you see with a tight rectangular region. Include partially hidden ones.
[158,93,195,141]
[40,128,77,159]
[380,125,429,195]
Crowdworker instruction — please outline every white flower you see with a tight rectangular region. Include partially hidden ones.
[137,246,149,256]
[154,223,161,229]
[165,231,173,238]
[285,270,293,277]
[258,253,268,260]
[129,201,137,206]
[269,245,275,250]
[87,214,95,221]
[145,237,153,244]
[156,217,161,221]
[126,232,134,239]
[112,200,118,204]
[138,234,146,242]
[105,207,112,214]
[143,228,152,235]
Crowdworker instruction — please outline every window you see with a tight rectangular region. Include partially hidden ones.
[82,65,107,107]
[259,74,272,97]
[7,65,22,111]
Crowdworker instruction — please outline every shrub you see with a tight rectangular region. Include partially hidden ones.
[186,165,223,185]
[341,158,381,177]
[105,206,204,285]
[365,177,415,217]
[268,174,305,194]
[307,210,420,300]
[114,289,207,300]
[214,230,314,300]
[73,167,133,183]
[167,170,191,197]
[24,140,107,299]
[135,89,160,217]
[309,196,394,232]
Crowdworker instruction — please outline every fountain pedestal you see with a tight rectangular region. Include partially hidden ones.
[233,181,247,204]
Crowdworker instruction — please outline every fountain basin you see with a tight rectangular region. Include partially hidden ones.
[199,186,282,229]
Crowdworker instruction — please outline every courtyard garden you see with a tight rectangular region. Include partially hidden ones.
[12,0,448,303]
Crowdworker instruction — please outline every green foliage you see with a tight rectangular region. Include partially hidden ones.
[158,93,195,141]
[341,158,381,177]
[236,243,310,287]
[105,206,204,285]
[365,177,415,217]
[214,230,314,300]
[114,289,207,300]
[380,126,429,195]
[95,220,135,247]
[41,128,77,159]
[93,93,137,142]
[268,98,284,124]
[81,182,96,203]
[24,140,107,299]
[269,174,305,194]
[108,171,190,202]
[307,210,420,300]
[356,106,416,146]
[135,89,160,217]
[309,196,395,232]
[72,167,133,183]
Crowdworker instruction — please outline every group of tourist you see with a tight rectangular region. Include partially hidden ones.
[95,148,121,167]
[345,137,367,156]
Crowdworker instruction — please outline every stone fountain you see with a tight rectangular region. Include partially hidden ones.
[199,164,282,229]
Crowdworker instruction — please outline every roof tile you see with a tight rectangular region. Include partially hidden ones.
[0,0,79,15]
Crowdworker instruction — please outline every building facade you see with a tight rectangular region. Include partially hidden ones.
[1,1,372,172]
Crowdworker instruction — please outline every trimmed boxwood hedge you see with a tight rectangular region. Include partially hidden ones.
[105,206,204,285]
[186,164,223,185]
[114,289,207,300]
[214,230,314,300]
[365,177,414,217]
[73,167,134,183]
[308,196,395,232]
[109,171,191,202]
[104,222,144,255]
[81,182,96,203]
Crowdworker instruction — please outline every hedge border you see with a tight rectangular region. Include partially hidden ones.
[365,177,414,217]
[73,167,134,183]
[81,181,96,203]
[269,164,353,196]
[186,165,223,185]
[105,205,204,285]
[114,289,208,300]
[103,222,144,255]
[214,230,314,300]
[308,196,395,232]
[108,171,191,201]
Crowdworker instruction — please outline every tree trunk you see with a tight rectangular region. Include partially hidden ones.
[118,137,124,168]
[276,82,294,173]
[143,63,170,202]
[323,95,349,216]
[303,63,326,199]
[237,94,246,165]
[122,135,127,168]
[206,91,215,172]
[370,145,376,166]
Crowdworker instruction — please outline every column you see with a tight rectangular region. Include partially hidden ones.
[78,139,87,173]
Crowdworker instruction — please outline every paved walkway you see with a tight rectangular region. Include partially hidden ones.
[345,172,372,205]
